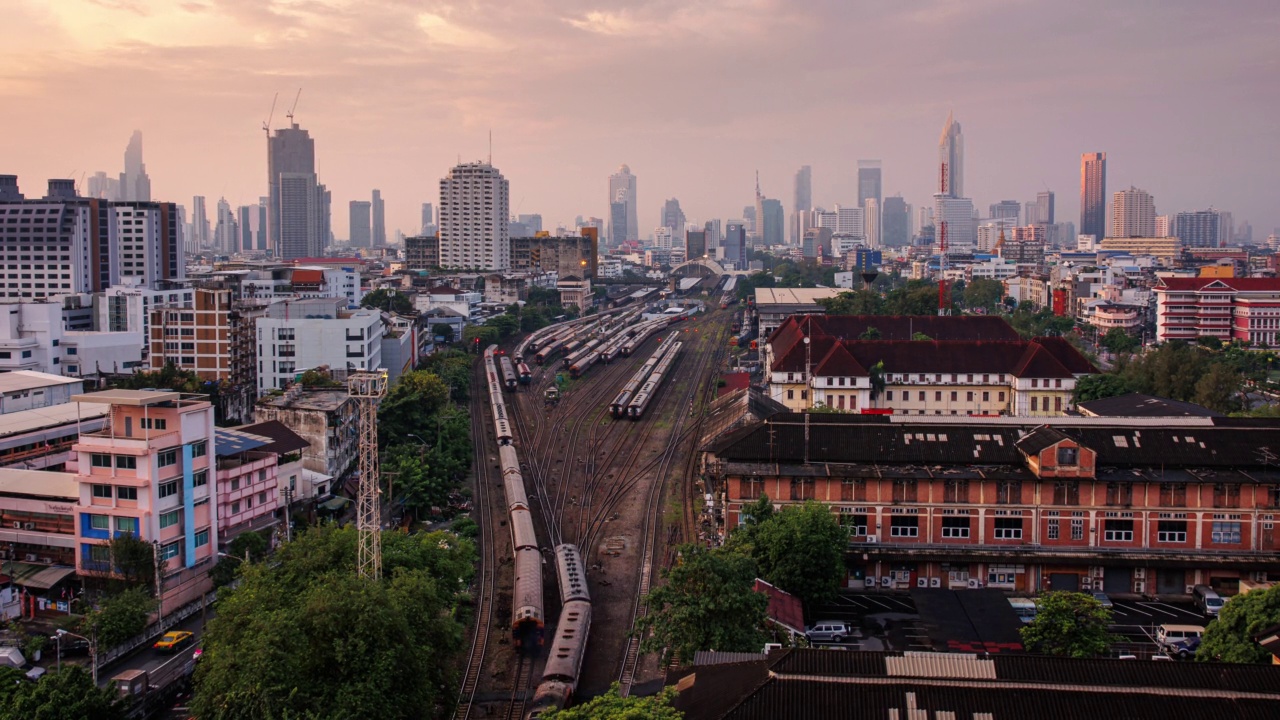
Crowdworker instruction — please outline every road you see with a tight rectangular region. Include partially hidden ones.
[96,610,210,686]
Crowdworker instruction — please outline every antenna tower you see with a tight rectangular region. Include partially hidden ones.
[349,370,388,580]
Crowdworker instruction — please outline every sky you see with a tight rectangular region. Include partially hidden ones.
[3,0,1278,241]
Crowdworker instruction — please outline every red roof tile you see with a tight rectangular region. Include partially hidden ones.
[1157,277,1280,292]
[813,343,867,377]
[754,579,805,634]
[291,269,324,284]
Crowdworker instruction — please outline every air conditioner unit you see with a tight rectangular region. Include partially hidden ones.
[21,522,35,531]
[917,578,928,588]
[1252,571,1268,583]
[864,577,876,588]
[23,554,36,562]
[967,579,981,589]
[930,577,942,588]
[10,521,18,529]
[880,576,892,587]
[1091,566,1105,579]
[1080,577,1092,589]
[1185,585,1195,594]
[1133,581,1145,594]
[39,557,51,564]
[1133,567,1146,580]
[865,536,878,544]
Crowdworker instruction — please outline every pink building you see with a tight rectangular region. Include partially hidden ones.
[213,426,294,542]
[72,390,218,610]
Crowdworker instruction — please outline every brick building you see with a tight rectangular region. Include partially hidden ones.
[705,413,1280,597]
[1154,276,1280,345]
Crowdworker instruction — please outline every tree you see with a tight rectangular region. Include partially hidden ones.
[431,323,455,343]
[1071,373,1135,403]
[817,290,885,316]
[962,278,1004,310]
[377,370,450,447]
[859,326,882,341]
[911,333,933,341]
[1019,591,1116,658]
[191,525,475,720]
[1,666,124,720]
[209,529,272,590]
[732,500,849,608]
[1099,327,1138,355]
[542,683,682,720]
[361,288,413,315]
[106,533,157,590]
[462,325,499,347]
[1193,363,1244,414]
[84,586,156,649]
[634,545,769,663]
[296,367,341,387]
[417,349,472,402]
[486,313,520,339]
[1197,584,1280,663]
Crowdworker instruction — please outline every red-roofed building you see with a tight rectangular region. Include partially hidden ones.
[754,578,805,637]
[719,372,751,397]
[1154,276,1280,344]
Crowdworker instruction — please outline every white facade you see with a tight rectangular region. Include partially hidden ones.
[816,206,865,236]
[97,284,195,336]
[439,163,510,271]
[934,196,977,249]
[864,198,881,249]
[254,299,384,393]
[1111,187,1156,238]
[0,301,143,377]
[654,226,673,251]
[114,204,186,287]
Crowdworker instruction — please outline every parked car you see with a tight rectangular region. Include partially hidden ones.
[806,621,852,644]
[153,631,194,652]
[1192,585,1225,617]
[1167,636,1201,659]
[1155,624,1205,651]
[1092,592,1114,609]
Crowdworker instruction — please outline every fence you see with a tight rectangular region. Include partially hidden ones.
[96,590,217,671]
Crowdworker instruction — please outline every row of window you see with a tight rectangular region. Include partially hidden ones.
[90,470,208,500]
[843,517,1247,544]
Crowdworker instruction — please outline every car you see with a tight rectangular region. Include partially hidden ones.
[1167,636,1201,660]
[806,621,852,644]
[153,631,194,652]
[1092,592,1113,609]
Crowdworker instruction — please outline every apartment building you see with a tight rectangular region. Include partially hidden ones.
[72,389,218,609]
[212,424,311,543]
[0,299,144,377]
[254,298,383,394]
[706,413,1280,595]
[1154,276,1280,345]
[253,386,356,494]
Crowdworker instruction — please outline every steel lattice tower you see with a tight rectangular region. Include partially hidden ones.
[349,370,388,580]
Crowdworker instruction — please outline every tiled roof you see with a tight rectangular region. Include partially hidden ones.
[1077,393,1221,418]
[812,343,867,377]
[1014,425,1072,455]
[291,269,324,284]
[753,579,805,634]
[1156,277,1280,292]
[772,336,1094,379]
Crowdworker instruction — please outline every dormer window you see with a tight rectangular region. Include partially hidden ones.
[1057,447,1078,466]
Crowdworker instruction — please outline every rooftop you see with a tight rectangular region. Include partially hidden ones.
[754,288,842,306]
[0,371,82,394]
[1077,393,1222,419]
[70,389,184,407]
[257,388,352,412]
[0,467,77,500]
[0,401,108,439]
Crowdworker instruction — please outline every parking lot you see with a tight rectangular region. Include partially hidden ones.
[1107,598,1213,643]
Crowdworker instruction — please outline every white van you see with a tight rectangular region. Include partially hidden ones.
[1156,624,1205,650]
[1192,585,1225,617]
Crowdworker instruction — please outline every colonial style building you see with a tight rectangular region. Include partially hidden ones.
[706,413,1280,597]
[766,315,1095,416]
[1154,276,1280,345]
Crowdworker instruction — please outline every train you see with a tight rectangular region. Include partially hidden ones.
[627,341,682,419]
[485,346,514,444]
[499,355,518,392]
[526,545,593,717]
[609,335,675,418]
[517,362,533,385]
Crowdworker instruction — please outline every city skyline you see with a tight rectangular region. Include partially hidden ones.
[3,1,1277,239]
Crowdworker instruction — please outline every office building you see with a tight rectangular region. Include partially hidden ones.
[792,165,812,245]
[724,222,747,269]
[421,203,436,236]
[881,195,909,247]
[1111,187,1156,238]
[608,165,638,243]
[762,198,784,247]
[933,196,977,248]
[190,196,210,250]
[816,206,865,237]
[213,198,238,254]
[119,130,151,203]
[1156,215,1173,238]
[802,228,834,260]
[438,162,510,270]
[237,201,267,253]
[654,227,673,251]
[1174,210,1225,249]
[938,112,963,198]
[609,196,628,247]
[404,235,438,270]
[349,200,372,247]
[686,229,707,260]
[857,160,882,209]
[371,189,385,247]
[1079,152,1107,244]
[1034,190,1055,225]
[268,123,330,260]
[989,200,1020,222]
[864,198,881,248]
[86,171,120,201]
[660,198,685,238]
[254,298,384,394]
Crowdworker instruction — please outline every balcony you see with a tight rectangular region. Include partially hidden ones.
[848,538,1277,567]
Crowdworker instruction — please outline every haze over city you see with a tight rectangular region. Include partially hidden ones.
[3,0,1278,236]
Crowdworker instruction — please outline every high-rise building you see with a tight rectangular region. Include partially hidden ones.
[268,123,329,260]
[609,196,628,247]
[654,226,674,251]
[762,198,784,247]
[660,198,685,238]
[1174,209,1226,249]
[1111,187,1156,238]
[120,130,152,202]
[1155,215,1173,238]
[421,203,436,236]
[864,198,881,248]
[214,197,238,254]
[349,200,372,247]
[1079,152,1107,244]
[517,214,543,235]
[191,196,210,249]
[742,206,757,235]
[237,201,267,253]
[857,160,882,209]
[934,196,977,248]
[989,200,1021,222]
[439,162,510,270]
[704,219,722,253]
[815,206,865,237]
[881,195,909,247]
[86,171,119,201]
[686,229,707,260]
[938,112,963,198]
[1036,191,1055,225]
[608,165,638,243]
[371,189,386,246]
[724,222,747,269]
[792,165,812,245]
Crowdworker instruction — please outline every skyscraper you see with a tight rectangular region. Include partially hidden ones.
[237,201,267,253]
[214,197,238,254]
[864,198,881,248]
[608,165,638,243]
[268,123,329,259]
[938,112,963,198]
[792,165,812,245]
[1111,187,1156,238]
[1036,191,1055,225]
[857,160,882,209]
[1079,152,1107,242]
[610,195,628,248]
[191,196,209,249]
[1174,209,1225,249]
[87,171,119,201]
[371,189,386,246]
[517,214,543,234]
[350,200,372,247]
[724,222,747,269]
[660,198,685,238]
[882,195,909,247]
[762,198,784,247]
[120,130,151,202]
[989,201,1020,222]
[933,196,977,248]
[439,162,509,270]
[686,229,707,260]
[421,203,436,235]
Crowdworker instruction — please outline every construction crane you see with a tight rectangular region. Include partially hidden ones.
[262,92,278,137]
[286,88,302,125]
[348,370,388,580]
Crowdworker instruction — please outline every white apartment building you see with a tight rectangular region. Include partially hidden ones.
[933,195,977,250]
[254,298,384,393]
[439,162,510,271]
[0,300,143,377]
[815,206,865,236]
[654,226,674,251]
[1111,187,1156,238]
[97,282,195,336]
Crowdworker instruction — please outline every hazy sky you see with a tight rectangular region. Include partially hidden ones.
[4,0,1278,241]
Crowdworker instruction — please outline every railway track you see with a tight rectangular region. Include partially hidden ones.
[505,656,534,720]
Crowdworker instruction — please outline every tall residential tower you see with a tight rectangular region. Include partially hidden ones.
[608,165,638,244]
[268,123,330,259]
[1111,187,1156,238]
[938,112,963,198]
[791,165,812,245]
[439,162,510,270]
[1079,152,1107,242]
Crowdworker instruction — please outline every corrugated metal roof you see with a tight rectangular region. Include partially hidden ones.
[885,652,996,679]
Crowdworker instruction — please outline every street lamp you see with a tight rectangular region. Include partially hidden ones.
[56,629,95,685]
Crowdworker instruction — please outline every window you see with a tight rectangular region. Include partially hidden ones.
[840,479,865,502]
[1031,397,1038,412]
[996,481,1021,505]
[1032,379,1039,388]
[231,478,240,492]
[114,516,137,534]
[890,516,919,537]
[786,389,794,400]
[943,479,969,504]
[116,486,137,501]
[1160,483,1187,507]
[115,455,136,469]
[950,391,957,401]
[92,484,112,498]
[892,479,917,503]
[935,391,942,401]
[160,541,180,561]
[1106,482,1133,506]
[740,478,763,500]
[993,518,1023,540]
[231,501,241,514]
[89,544,111,563]
[840,514,867,536]
[1055,397,1063,412]
[195,529,210,548]
[159,509,181,529]
[140,417,167,430]
[790,479,815,501]
[191,441,207,458]
[193,470,208,488]
[158,480,179,499]
[886,390,894,401]
[258,491,267,505]
[91,454,111,468]
[998,391,1006,402]
[1057,447,1078,465]
[1211,521,1241,544]
[89,514,109,530]
[982,391,989,402]
[966,391,974,401]
[918,391,925,401]
[1157,521,1187,543]
[1053,481,1079,506]
[1213,484,1240,508]
[258,470,266,483]
[158,449,178,467]
[1104,519,1134,542]
[1071,518,1084,540]
[1047,520,1060,540]
[941,517,970,538]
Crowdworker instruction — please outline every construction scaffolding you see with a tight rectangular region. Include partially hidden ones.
[348,370,388,580]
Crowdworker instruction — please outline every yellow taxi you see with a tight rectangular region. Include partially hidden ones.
[153,630,194,652]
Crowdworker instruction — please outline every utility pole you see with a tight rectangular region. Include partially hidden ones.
[282,486,294,543]
[349,371,388,580]
[152,540,164,627]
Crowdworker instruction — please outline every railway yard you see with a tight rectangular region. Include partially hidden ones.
[456,299,732,719]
